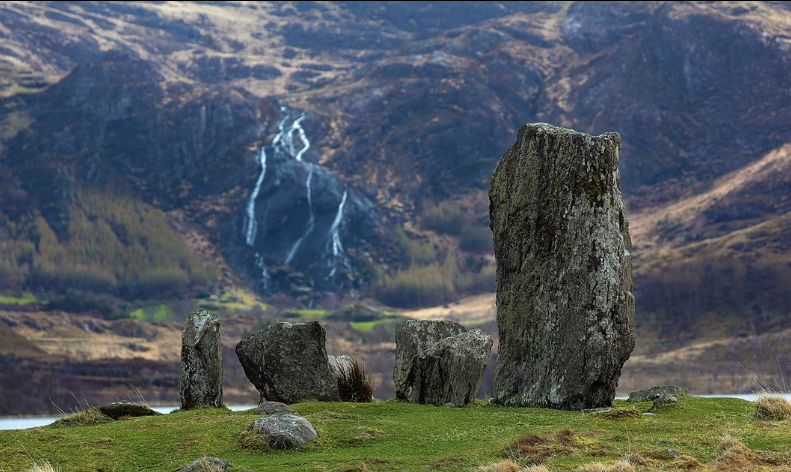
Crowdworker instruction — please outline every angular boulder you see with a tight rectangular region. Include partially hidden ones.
[489,123,635,410]
[247,413,318,449]
[394,320,491,406]
[394,320,466,398]
[179,310,223,410]
[235,321,340,403]
[628,385,689,402]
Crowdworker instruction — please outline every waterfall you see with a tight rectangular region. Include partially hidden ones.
[243,147,267,246]
[290,115,310,161]
[284,163,315,265]
[326,190,349,278]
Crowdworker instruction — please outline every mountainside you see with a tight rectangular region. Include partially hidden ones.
[2,1,791,386]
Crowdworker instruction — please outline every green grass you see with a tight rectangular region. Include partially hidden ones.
[288,309,330,319]
[129,304,174,323]
[1,398,790,471]
[195,288,269,314]
[0,292,38,305]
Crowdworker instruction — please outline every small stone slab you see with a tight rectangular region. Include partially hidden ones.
[627,385,688,402]
[98,402,161,420]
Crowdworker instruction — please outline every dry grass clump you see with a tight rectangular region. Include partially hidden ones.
[477,460,523,472]
[53,407,113,427]
[504,433,552,464]
[753,394,791,421]
[716,435,755,469]
[581,460,634,472]
[337,357,377,402]
[192,459,225,472]
[237,429,269,451]
[27,462,58,472]
[671,454,701,470]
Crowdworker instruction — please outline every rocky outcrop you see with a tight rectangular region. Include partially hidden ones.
[246,413,318,449]
[179,310,224,410]
[235,321,340,403]
[628,385,689,402]
[394,320,491,406]
[489,123,635,410]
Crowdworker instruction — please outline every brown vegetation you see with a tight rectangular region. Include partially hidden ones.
[754,394,791,421]
[337,357,377,403]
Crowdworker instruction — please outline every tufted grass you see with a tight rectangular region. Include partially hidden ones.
[1,397,790,471]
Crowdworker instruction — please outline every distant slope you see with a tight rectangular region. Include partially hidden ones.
[0,1,790,343]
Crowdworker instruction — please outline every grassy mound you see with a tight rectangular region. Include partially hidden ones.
[1,398,790,471]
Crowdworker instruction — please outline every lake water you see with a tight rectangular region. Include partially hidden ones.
[0,405,255,431]
[2,395,790,430]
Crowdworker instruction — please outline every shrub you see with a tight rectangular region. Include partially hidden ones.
[337,357,377,402]
[421,201,465,235]
[374,263,456,308]
[753,394,791,420]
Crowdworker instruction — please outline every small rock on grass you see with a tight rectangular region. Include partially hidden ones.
[247,413,318,449]
[627,385,688,402]
[254,401,295,415]
[98,402,161,420]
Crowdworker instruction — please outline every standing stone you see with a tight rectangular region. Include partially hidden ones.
[394,320,491,406]
[489,123,635,410]
[179,310,223,410]
[394,320,465,399]
[235,321,340,403]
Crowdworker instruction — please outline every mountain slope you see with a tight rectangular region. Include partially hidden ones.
[1,1,791,343]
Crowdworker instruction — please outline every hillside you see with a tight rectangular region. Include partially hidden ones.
[2,397,791,471]
[2,1,791,409]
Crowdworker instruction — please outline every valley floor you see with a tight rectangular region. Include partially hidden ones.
[0,397,790,471]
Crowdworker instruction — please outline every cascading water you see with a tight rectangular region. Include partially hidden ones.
[284,163,315,265]
[243,106,351,291]
[326,189,350,278]
[243,147,267,246]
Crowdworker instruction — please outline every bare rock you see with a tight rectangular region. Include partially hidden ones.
[235,321,340,403]
[247,413,318,449]
[489,123,635,410]
[394,320,491,406]
[254,401,295,415]
[179,310,223,410]
[628,385,689,402]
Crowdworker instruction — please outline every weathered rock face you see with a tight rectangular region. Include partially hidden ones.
[179,310,224,410]
[254,401,295,416]
[393,320,466,399]
[394,320,491,406]
[489,123,635,410]
[235,321,340,403]
[247,413,318,449]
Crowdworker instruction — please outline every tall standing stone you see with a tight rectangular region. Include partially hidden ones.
[489,123,635,410]
[179,310,224,410]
